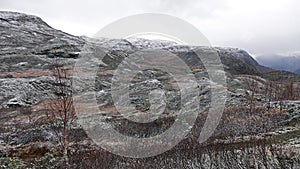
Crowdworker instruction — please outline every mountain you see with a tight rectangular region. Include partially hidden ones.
[0,11,276,108]
[256,54,300,74]
[295,68,300,74]
[0,11,290,77]
[0,11,85,57]
[215,47,273,75]
[0,11,299,168]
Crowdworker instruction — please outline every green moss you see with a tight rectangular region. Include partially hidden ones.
[273,129,300,143]
[0,157,26,169]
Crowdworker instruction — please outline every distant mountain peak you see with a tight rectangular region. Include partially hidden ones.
[256,54,300,73]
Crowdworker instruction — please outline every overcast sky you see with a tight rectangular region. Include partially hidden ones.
[1,0,299,57]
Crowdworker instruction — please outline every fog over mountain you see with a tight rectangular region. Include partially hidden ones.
[256,54,300,74]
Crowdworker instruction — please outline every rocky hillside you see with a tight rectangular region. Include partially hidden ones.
[0,11,300,168]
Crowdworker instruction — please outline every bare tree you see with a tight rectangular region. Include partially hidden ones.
[264,81,274,111]
[283,80,295,100]
[46,60,75,156]
[296,82,300,99]
[244,77,259,114]
[274,82,286,113]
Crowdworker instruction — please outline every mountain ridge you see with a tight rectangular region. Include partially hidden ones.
[0,11,282,76]
[256,54,300,75]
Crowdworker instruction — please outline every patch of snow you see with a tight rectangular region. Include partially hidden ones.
[146,79,160,84]
[14,62,28,67]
